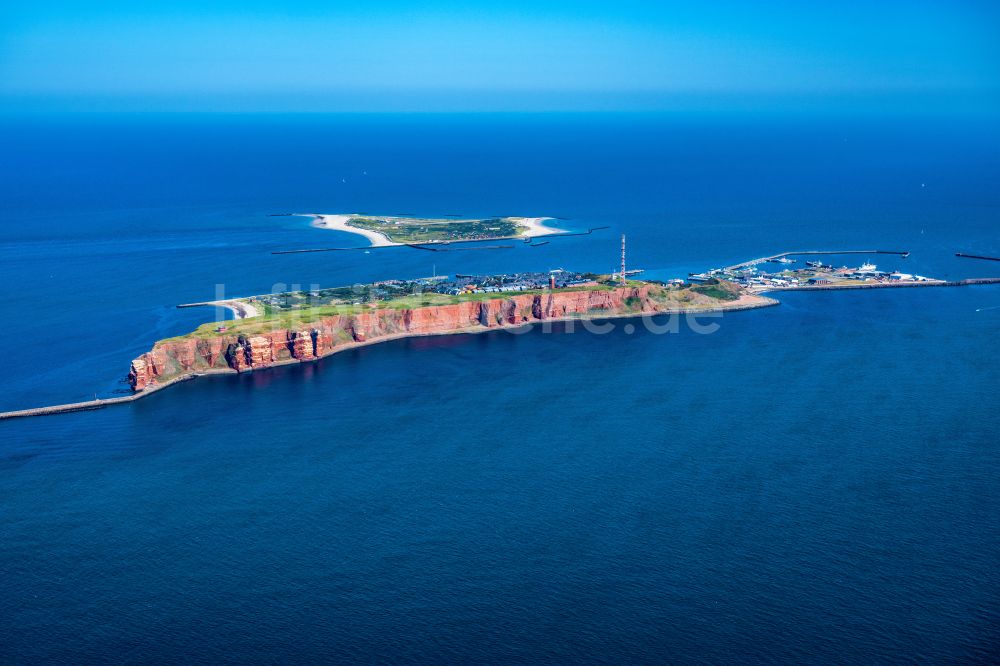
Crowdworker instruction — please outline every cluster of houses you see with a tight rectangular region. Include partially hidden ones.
[441,269,598,295]
[360,269,601,299]
[226,270,606,318]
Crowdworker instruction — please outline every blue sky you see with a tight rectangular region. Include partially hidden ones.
[1,0,997,112]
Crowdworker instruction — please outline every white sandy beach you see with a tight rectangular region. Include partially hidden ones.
[516,216,565,237]
[306,213,565,246]
[308,214,400,246]
[212,300,260,319]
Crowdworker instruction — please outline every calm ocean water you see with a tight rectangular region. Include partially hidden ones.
[1,113,999,662]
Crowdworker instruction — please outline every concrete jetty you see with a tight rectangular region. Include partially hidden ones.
[956,252,1000,262]
[0,396,135,420]
[764,277,1000,291]
[723,249,910,272]
[0,376,194,421]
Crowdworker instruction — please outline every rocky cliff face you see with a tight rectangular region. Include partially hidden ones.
[129,286,670,391]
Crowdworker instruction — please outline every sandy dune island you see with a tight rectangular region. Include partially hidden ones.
[305,214,565,246]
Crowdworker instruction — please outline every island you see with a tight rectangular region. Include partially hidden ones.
[127,273,774,392]
[307,214,564,246]
[4,251,997,420]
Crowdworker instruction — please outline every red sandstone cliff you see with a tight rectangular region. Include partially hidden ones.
[129,286,754,391]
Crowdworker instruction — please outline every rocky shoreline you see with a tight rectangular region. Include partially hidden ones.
[129,286,777,392]
[1,286,778,420]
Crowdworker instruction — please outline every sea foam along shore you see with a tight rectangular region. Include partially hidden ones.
[306,214,565,246]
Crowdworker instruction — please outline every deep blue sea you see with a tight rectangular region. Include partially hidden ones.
[1,113,999,662]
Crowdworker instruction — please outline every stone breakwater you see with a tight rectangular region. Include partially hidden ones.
[128,286,774,392]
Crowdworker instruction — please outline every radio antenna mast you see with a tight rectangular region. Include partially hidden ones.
[620,234,627,283]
